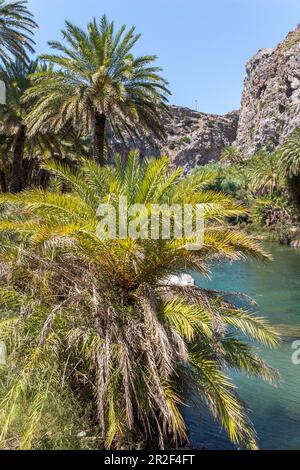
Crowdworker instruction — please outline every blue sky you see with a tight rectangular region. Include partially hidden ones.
[27,0,300,115]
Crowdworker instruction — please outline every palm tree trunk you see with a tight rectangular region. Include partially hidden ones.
[0,170,7,192]
[10,123,26,193]
[288,175,300,213]
[93,111,106,166]
[0,152,8,192]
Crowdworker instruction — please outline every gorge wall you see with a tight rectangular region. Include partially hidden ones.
[110,107,239,170]
[236,24,300,156]
[110,24,300,168]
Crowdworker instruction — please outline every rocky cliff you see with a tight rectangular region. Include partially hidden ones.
[236,25,300,155]
[162,107,239,169]
[110,106,239,170]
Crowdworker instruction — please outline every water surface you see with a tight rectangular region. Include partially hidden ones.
[186,243,300,450]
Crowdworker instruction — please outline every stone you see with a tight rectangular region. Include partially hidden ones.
[163,273,195,287]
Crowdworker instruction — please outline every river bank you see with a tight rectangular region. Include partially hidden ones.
[238,221,300,248]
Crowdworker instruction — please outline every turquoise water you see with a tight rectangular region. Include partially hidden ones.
[186,243,300,450]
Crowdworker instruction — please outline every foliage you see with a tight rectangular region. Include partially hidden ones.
[251,195,292,228]
[193,162,248,200]
[247,152,284,196]
[280,128,300,179]
[0,0,37,63]
[279,128,300,212]
[220,146,243,165]
[0,153,280,450]
[23,15,170,162]
[0,60,91,191]
[196,147,297,241]
[0,59,38,126]
[178,136,191,145]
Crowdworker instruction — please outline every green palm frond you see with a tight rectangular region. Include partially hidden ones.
[221,308,280,348]
[280,128,300,178]
[0,154,280,450]
[247,152,283,195]
[221,146,244,165]
[160,297,213,341]
[188,347,258,450]
[222,335,280,385]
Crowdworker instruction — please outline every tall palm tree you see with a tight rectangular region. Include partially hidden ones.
[0,58,38,192]
[24,15,170,166]
[0,0,37,63]
[0,153,279,450]
[280,128,300,211]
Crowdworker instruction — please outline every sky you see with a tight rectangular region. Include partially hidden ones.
[27,0,300,115]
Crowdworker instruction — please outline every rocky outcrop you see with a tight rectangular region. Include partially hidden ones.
[162,107,239,169]
[236,25,300,156]
[109,106,239,170]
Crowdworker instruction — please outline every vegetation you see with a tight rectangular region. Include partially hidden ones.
[23,15,170,165]
[203,138,300,244]
[0,59,38,192]
[0,0,37,63]
[0,59,92,193]
[0,153,280,450]
[220,146,243,165]
[0,2,295,452]
[178,136,191,145]
[280,128,300,210]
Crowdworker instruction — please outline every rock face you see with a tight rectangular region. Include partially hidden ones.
[109,106,239,170]
[236,25,300,156]
[162,107,239,169]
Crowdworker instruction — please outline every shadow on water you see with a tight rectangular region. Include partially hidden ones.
[186,243,300,450]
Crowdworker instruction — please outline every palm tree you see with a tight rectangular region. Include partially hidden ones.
[0,153,279,450]
[247,151,283,196]
[280,128,300,211]
[0,0,37,63]
[24,15,170,166]
[251,195,292,227]
[0,59,38,192]
[221,146,244,165]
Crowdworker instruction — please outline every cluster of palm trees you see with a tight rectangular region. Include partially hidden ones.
[0,1,282,452]
[219,133,300,231]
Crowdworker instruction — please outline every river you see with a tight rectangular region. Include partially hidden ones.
[185,243,300,450]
